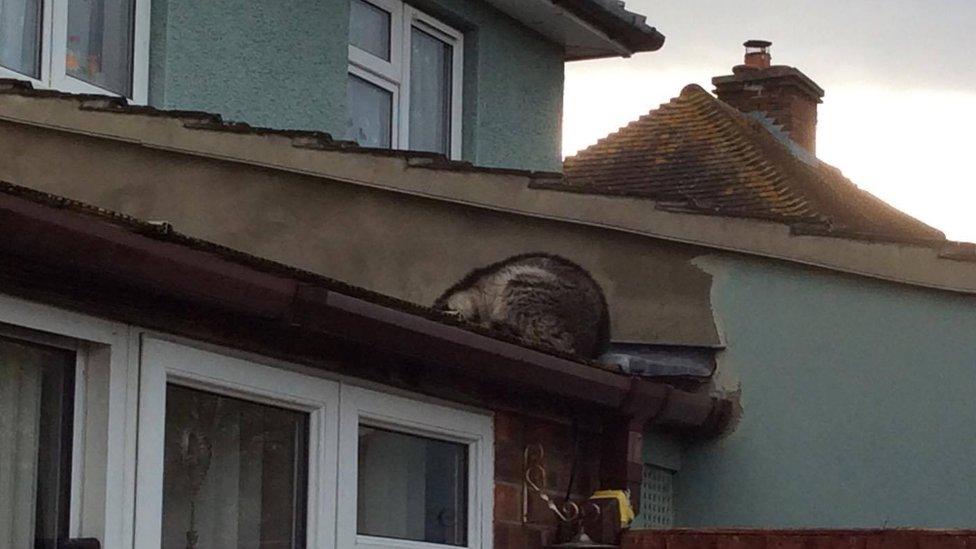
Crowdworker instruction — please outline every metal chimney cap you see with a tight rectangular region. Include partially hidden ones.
[744,39,772,49]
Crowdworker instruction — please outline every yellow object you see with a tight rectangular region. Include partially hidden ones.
[589,489,635,527]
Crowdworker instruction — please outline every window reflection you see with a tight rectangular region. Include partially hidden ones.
[66,0,134,95]
[162,385,309,549]
[409,27,453,155]
[346,74,393,148]
[0,0,42,78]
[349,0,391,61]
[357,425,468,546]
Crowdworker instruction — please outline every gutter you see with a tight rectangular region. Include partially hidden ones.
[553,0,665,56]
[0,183,731,436]
[484,0,664,60]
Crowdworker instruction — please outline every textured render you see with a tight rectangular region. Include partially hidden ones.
[411,0,565,171]
[0,117,721,345]
[676,256,976,527]
[149,0,349,133]
[149,0,564,171]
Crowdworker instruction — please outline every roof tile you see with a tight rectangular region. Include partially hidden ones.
[553,84,944,243]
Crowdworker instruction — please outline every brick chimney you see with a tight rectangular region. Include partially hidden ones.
[712,40,825,154]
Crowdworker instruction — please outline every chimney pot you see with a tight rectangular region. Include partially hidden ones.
[743,39,772,69]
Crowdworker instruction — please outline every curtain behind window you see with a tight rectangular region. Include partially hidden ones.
[0,343,45,547]
[0,0,42,77]
[0,338,74,548]
[162,385,308,549]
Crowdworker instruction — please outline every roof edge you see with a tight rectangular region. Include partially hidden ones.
[554,0,666,56]
[483,0,664,60]
[3,80,976,295]
[0,180,732,436]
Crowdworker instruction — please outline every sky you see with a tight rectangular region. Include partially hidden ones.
[563,0,976,242]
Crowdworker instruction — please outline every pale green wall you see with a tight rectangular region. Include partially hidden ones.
[674,256,976,527]
[148,0,564,171]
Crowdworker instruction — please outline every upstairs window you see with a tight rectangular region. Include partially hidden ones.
[0,0,150,101]
[346,0,463,158]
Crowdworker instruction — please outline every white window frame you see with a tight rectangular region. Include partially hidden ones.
[0,0,151,103]
[337,384,493,549]
[133,335,341,548]
[0,294,137,548]
[348,0,463,159]
[0,293,493,549]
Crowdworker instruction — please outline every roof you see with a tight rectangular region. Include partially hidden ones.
[0,178,733,434]
[486,0,665,60]
[557,84,945,244]
[3,78,976,297]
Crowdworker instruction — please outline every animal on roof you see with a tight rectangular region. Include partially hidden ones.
[433,253,610,359]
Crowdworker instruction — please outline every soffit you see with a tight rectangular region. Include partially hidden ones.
[484,0,664,60]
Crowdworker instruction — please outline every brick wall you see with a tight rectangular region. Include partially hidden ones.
[623,529,976,548]
[715,85,818,154]
[494,409,604,548]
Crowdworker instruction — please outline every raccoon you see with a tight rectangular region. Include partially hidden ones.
[433,253,610,358]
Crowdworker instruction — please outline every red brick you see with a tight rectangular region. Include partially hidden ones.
[495,411,523,444]
[918,535,966,549]
[494,439,525,483]
[622,531,667,549]
[767,536,807,549]
[494,522,544,549]
[713,534,766,549]
[494,482,522,523]
[808,534,865,549]
[665,533,719,549]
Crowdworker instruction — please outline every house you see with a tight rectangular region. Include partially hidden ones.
[4,0,976,544]
[5,37,976,537]
[0,179,733,548]
[561,41,976,529]
[2,3,694,546]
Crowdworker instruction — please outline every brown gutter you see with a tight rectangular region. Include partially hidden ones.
[0,183,730,430]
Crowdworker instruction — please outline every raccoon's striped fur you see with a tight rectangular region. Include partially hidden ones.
[433,253,610,358]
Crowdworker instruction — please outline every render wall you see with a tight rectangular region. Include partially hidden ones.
[0,119,720,346]
[148,0,564,171]
[675,256,976,527]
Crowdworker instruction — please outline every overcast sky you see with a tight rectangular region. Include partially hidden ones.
[563,0,976,242]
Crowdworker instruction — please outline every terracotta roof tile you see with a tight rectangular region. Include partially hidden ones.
[552,84,945,243]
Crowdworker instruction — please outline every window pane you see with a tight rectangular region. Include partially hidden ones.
[409,27,452,155]
[0,337,75,547]
[162,385,309,549]
[349,0,390,61]
[0,0,42,78]
[346,73,393,148]
[358,425,467,546]
[66,0,134,95]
